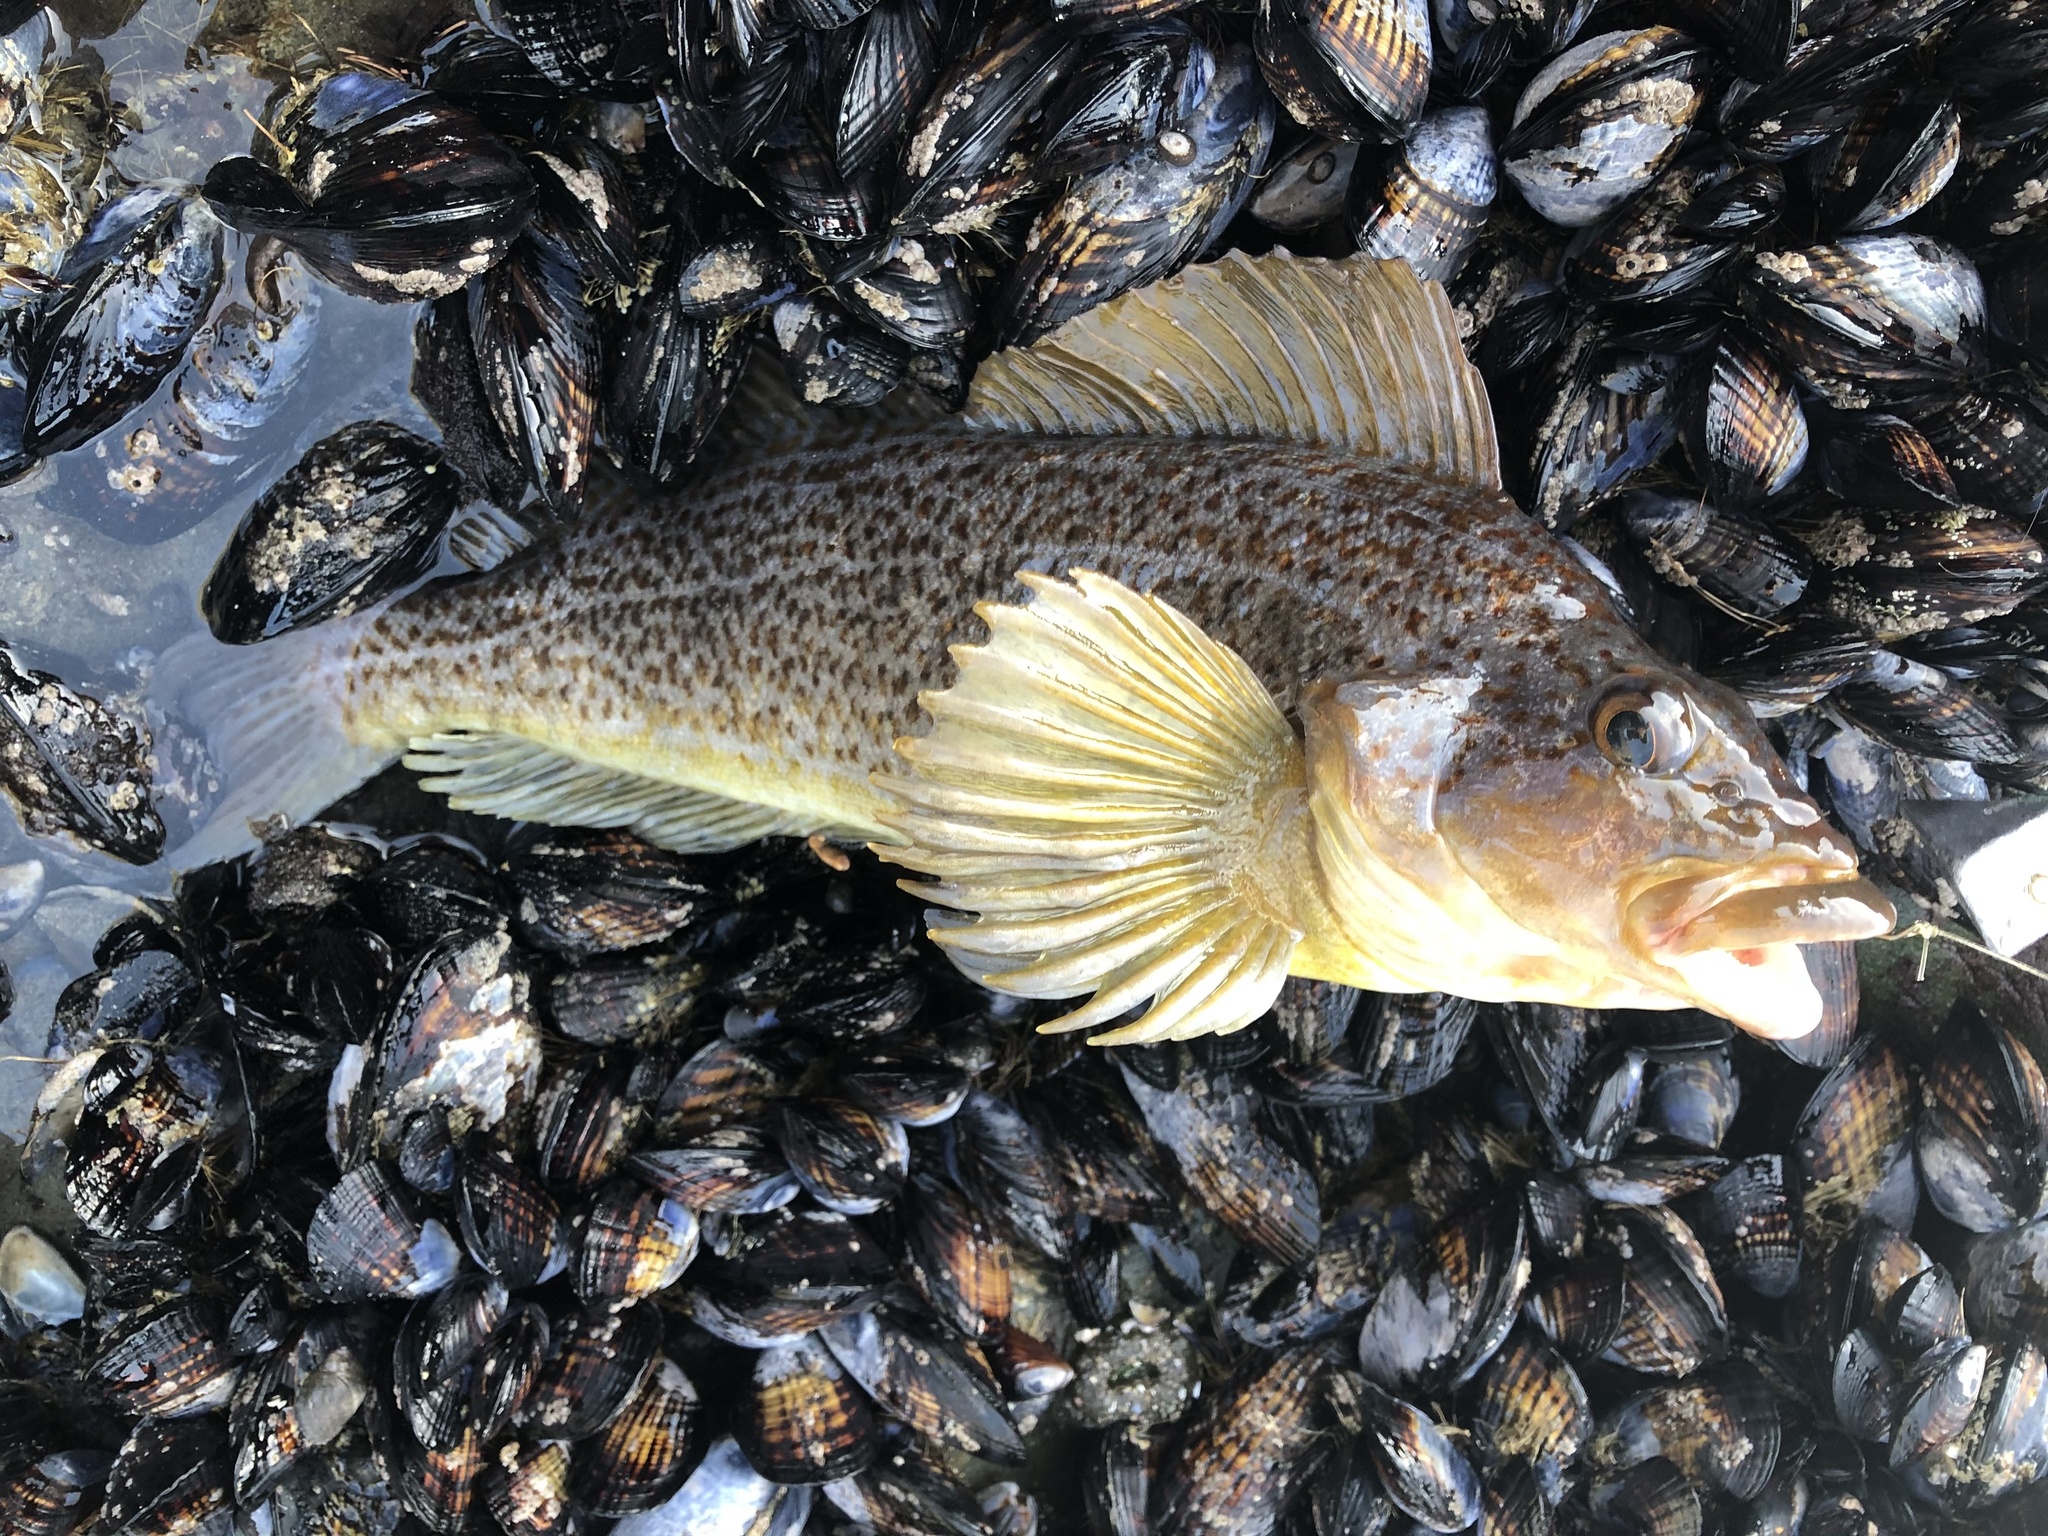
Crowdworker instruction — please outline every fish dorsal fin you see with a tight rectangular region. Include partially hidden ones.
[963,250,1502,490]
[872,569,1310,1044]
[403,731,837,852]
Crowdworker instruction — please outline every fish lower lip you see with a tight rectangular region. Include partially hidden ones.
[1634,873,1896,958]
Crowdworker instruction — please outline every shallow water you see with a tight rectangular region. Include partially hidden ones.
[0,0,464,1135]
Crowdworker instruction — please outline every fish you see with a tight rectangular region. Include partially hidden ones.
[159,251,1894,1043]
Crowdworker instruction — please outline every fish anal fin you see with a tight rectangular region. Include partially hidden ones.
[964,250,1501,491]
[403,731,834,853]
[873,568,1310,1043]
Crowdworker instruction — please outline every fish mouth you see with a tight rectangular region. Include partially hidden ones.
[1623,861,1896,1038]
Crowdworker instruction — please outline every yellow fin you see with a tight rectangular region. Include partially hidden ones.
[404,731,832,852]
[963,250,1501,490]
[873,569,1307,1044]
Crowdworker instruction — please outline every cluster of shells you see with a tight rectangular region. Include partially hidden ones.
[5,790,2048,1536]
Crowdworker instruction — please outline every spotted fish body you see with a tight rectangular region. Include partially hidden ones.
[170,253,1893,1041]
[350,437,1601,841]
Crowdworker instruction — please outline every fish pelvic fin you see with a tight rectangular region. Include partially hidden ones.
[156,615,398,869]
[963,250,1501,491]
[872,568,1310,1044]
[403,730,858,853]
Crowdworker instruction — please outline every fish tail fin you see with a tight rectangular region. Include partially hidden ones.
[154,616,397,870]
[872,569,1308,1045]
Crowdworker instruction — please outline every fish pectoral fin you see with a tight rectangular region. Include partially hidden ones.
[403,731,826,853]
[872,568,1308,1045]
[963,250,1501,491]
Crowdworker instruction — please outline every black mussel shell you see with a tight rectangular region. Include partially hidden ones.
[776,1097,910,1215]
[491,0,668,98]
[1837,649,2026,766]
[1155,1344,1335,1535]
[456,1147,566,1290]
[394,1272,505,1451]
[52,946,198,1049]
[770,294,908,410]
[674,234,796,319]
[1620,490,1809,621]
[1349,104,1496,286]
[67,1041,244,1239]
[469,229,602,514]
[472,1301,549,1442]
[482,1439,573,1536]
[205,73,533,303]
[997,43,1273,348]
[306,1163,463,1301]
[1740,235,1986,404]
[751,121,886,245]
[609,259,760,480]
[1721,29,1910,161]
[1810,86,1960,236]
[633,1122,803,1213]
[524,138,639,295]
[571,1355,699,1515]
[1564,153,1752,307]
[201,421,460,644]
[1036,22,1198,181]
[892,8,1080,237]
[1904,392,2048,521]
[1502,28,1706,230]
[534,1061,645,1192]
[1255,0,1431,144]
[351,838,509,951]
[902,1169,1012,1344]
[548,951,705,1046]
[412,289,531,514]
[419,23,565,140]
[1357,1199,1527,1392]
[104,1413,232,1535]
[1812,408,1960,510]
[1680,329,1809,513]
[25,188,219,463]
[1351,991,1477,1100]
[89,1298,238,1418]
[1595,1359,1780,1501]
[575,1180,700,1303]
[1692,1153,1799,1298]
[1914,1000,2048,1231]
[733,1338,879,1485]
[506,830,710,958]
[1471,1328,1591,1493]
[837,0,941,177]
[521,1302,662,1440]
[952,1088,1078,1264]
[821,1308,1025,1464]
[1795,1035,1917,1249]
[1527,330,1680,530]
[835,234,978,351]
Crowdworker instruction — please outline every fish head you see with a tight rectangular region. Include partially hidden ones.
[1303,654,1893,1038]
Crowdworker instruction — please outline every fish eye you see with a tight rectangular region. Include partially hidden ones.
[1590,681,1696,775]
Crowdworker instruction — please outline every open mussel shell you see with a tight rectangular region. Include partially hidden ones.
[995,42,1274,348]
[200,421,460,644]
[203,72,534,303]
[572,1356,700,1515]
[1254,0,1431,143]
[1348,104,1494,284]
[306,1162,462,1302]
[1810,87,1961,235]
[25,188,222,458]
[1502,28,1707,229]
[1620,489,1809,621]
[1741,235,1986,404]
[1914,1001,2048,1232]
[732,1337,879,1485]
[575,1180,700,1303]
